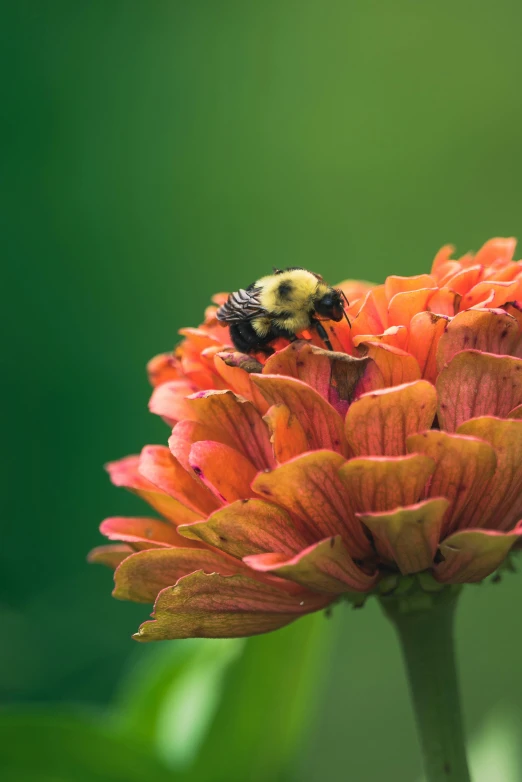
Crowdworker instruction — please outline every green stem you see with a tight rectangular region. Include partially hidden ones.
[380,588,471,782]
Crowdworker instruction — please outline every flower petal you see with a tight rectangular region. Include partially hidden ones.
[113,547,244,603]
[105,455,200,525]
[437,351,522,431]
[252,375,348,456]
[244,536,378,594]
[407,312,449,384]
[358,498,449,575]
[385,275,437,299]
[460,280,520,310]
[252,450,371,559]
[148,380,195,425]
[351,287,389,337]
[435,525,522,583]
[364,343,421,386]
[473,237,517,267]
[133,571,329,640]
[345,380,437,456]
[263,403,310,463]
[338,454,435,515]
[388,288,435,327]
[139,445,219,516]
[457,417,522,531]
[147,353,181,387]
[87,544,132,568]
[100,516,186,549]
[187,441,258,504]
[406,430,497,537]
[436,309,519,372]
[179,498,309,558]
[185,390,275,471]
[213,353,268,412]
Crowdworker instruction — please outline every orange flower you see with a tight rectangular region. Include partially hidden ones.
[91,239,522,640]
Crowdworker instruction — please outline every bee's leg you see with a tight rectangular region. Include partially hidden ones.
[313,320,334,351]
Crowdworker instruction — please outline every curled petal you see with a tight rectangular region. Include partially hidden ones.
[407,430,497,537]
[147,353,181,387]
[264,404,310,463]
[134,571,330,640]
[100,516,187,549]
[460,280,520,310]
[213,353,268,412]
[139,445,219,515]
[473,237,517,267]
[185,390,275,471]
[345,380,437,456]
[435,525,522,583]
[252,451,370,559]
[436,309,519,372]
[338,454,435,516]
[440,265,482,295]
[351,287,389,337]
[358,498,449,575]
[149,380,195,425]
[189,441,258,503]
[427,288,461,317]
[384,275,436,300]
[179,499,309,558]
[113,547,244,603]
[252,375,348,456]
[457,417,522,531]
[437,351,522,432]
[105,455,200,525]
[508,403,522,419]
[352,326,408,352]
[244,536,378,594]
[88,544,132,569]
[431,244,456,275]
[388,288,435,327]
[407,312,449,384]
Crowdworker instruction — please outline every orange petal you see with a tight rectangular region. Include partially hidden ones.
[351,286,389,337]
[147,353,181,387]
[337,279,375,305]
[252,375,348,456]
[252,450,371,559]
[473,237,517,267]
[407,430,497,537]
[435,525,522,583]
[213,353,268,413]
[358,498,449,575]
[263,403,310,463]
[105,455,200,525]
[385,275,437,300]
[263,342,382,417]
[113,547,244,603]
[189,441,258,503]
[364,342,421,386]
[436,309,519,372]
[457,417,522,531]
[438,265,483,295]
[345,381,437,456]
[100,516,186,549]
[134,571,329,640]
[139,445,219,516]
[185,390,275,471]
[169,419,236,473]
[244,536,377,594]
[460,280,520,310]
[352,325,409,352]
[407,312,449,384]
[179,498,310,558]
[431,244,456,275]
[338,454,435,517]
[427,287,461,317]
[437,351,522,432]
[388,288,434,328]
[87,544,132,569]
[148,380,195,425]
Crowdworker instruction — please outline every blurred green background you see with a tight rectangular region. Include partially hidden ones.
[2,1,522,780]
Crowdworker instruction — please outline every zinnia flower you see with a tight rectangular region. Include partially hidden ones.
[91,237,522,641]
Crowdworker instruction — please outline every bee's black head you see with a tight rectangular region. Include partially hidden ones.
[315,288,344,322]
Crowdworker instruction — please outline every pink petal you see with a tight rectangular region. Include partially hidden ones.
[357,498,449,575]
[437,351,522,432]
[148,380,195,425]
[189,441,258,503]
[244,536,378,594]
[88,544,132,569]
[100,516,187,549]
[345,380,437,456]
[133,571,330,640]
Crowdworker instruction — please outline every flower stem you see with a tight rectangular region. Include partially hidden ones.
[380,587,471,782]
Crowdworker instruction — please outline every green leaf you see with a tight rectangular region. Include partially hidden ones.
[0,710,173,782]
[113,637,244,770]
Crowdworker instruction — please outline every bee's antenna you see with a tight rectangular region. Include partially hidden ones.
[337,288,351,328]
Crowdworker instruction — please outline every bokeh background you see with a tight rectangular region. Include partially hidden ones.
[2,2,522,780]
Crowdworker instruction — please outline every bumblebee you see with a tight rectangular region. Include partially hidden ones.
[216,267,350,354]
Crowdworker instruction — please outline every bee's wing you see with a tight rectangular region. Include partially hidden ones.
[216,287,267,323]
